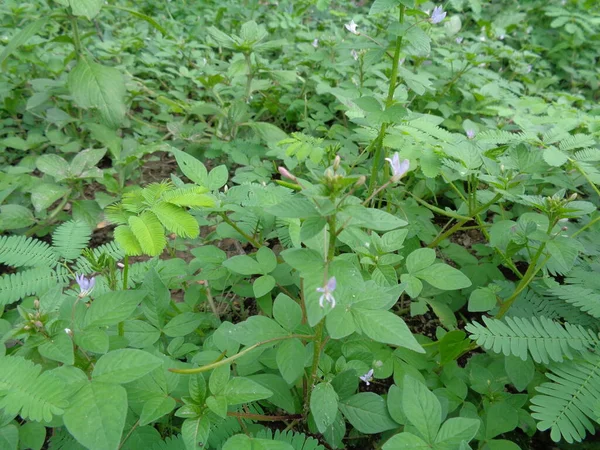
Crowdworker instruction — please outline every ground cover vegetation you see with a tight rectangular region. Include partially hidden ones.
[0,0,599,448]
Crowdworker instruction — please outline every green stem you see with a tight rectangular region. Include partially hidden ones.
[122,255,129,290]
[573,161,600,198]
[427,194,502,248]
[25,190,72,237]
[70,16,82,57]
[219,213,262,248]
[570,215,600,238]
[169,334,314,374]
[244,52,253,101]
[227,411,303,422]
[367,6,405,196]
[408,193,472,221]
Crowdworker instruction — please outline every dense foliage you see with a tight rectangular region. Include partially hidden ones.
[1,0,600,449]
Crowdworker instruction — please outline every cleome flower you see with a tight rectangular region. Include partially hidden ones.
[430,6,446,24]
[316,276,336,309]
[360,369,374,386]
[385,152,410,182]
[75,274,96,298]
[344,20,359,35]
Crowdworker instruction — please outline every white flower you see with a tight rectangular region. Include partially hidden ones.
[351,49,358,60]
[430,6,446,24]
[64,328,73,336]
[312,38,319,48]
[360,369,374,386]
[345,20,359,35]
[525,64,532,74]
[385,152,410,182]
[316,276,336,309]
[456,37,463,44]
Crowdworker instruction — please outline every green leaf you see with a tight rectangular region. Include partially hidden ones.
[223,255,263,275]
[113,225,143,256]
[36,154,69,180]
[75,327,109,354]
[468,288,498,312]
[504,355,534,392]
[151,203,199,238]
[256,246,277,273]
[0,205,35,230]
[92,349,162,384]
[63,381,127,450]
[402,376,442,443]
[128,212,166,257]
[68,57,126,128]
[0,18,48,67]
[182,416,210,450]
[301,217,327,242]
[139,396,176,426]
[484,440,522,450]
[311,383,339,433]
[223,434,294,450]
[353,308,424,353]
[163,313,204,337]
[206,395,227,418]
[485,401,518,440]
[382,432,429,449]
[273,294,302,332]
[18,421,46,450]
[69,0,103,19]
[170,148,208,186]
[85,290,145,327]
[339,393,398,434]
[123,320,161,348]
[247,374,296,414]
[208,165,229,190]
[406,248,436,273]
[38,332,74,365]
[341,206,407,231]
[265,197,320,219]
[253,275,276,298]
[413,264,472,290]
[223,377,273,405]
[435,417,480,449]
[543,146,568,167]
[0,424,18,450]
[281,248,324,274]
[276,338,305,384]
[209,364,231,394]
[245,122,288,146]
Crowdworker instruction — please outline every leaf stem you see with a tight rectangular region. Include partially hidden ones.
[168,334,314,374]
[227,411,303,421]
[219,213,262,248]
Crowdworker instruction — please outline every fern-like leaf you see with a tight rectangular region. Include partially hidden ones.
[0,267,70,306]
[0,355,70,422]
[530,353,600,443]
[128,212,166,256]
[161,186,213,207]
[151,202,199,238]
[113,225,144,256]
[52,220,92,261]
[465,316,598,364]
[0,235,58,268]
[151,435,186,450]
[254,429,326,450]
[547,285,600,319]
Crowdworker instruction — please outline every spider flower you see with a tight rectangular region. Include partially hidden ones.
[344,20,359,35]
[360,369,374,386]
[316,276,336,309]
[430,6,446,24]
[385,152,410,182]
[75,274,96,298]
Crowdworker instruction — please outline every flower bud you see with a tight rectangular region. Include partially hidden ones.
[355,176,366,187]
[568,193,578,201]
[278,166,297,182]
[34,321,43,328]
[33,299,40,309]
[333,155,341,171]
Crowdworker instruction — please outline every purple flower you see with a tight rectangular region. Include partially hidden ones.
[430,6,446,24]
[466,130,476,139]
[385,153,410,182]
[75,274,95,297]
[316,276,336,309]
[360,369,374,386]
[351,49,359,60]
[345,20,359,35]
